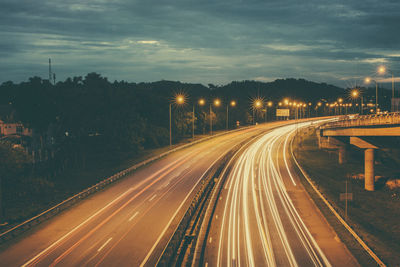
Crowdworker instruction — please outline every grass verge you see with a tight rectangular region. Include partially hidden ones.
[292,127,400,266]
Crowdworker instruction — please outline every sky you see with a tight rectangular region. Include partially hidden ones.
[1,0,400,88]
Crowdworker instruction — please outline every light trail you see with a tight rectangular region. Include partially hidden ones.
[216,122,332,266]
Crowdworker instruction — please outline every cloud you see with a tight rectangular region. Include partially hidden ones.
[137,40,160,45]
[0,0,399,88]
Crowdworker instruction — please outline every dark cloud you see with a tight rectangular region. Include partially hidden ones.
[0,0,399,87]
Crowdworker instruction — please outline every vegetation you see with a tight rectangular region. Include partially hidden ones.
[0,73,393,226]
[294,128,400,266]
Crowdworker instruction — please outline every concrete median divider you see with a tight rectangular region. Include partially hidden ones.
[156,145,238,267]
[0,126,252,244]
[155,134,261,267]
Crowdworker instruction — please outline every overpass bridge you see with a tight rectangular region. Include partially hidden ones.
[319,113,400,191]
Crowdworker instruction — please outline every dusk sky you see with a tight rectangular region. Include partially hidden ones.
[1,0,399,88]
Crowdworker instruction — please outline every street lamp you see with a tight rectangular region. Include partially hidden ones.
[377,65,397,110]
[338,98,343,115]
[350,88,363,114]
[252,98,263,124]
[169,94,185,148]
[210,98,221,135]
[196,98,206,135]
[365,77,379,113]
[191,98,205,139]
[226,100,236,130]
[265,101,273,122]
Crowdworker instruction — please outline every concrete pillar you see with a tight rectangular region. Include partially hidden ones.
[338,146,346,164]
[364,148,375,191]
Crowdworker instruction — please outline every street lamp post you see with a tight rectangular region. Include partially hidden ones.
[226,100,236,130]
[169,94,185,148]
[351,89,362,114]
[196,98,206,136]
[265,101,273,122]
[253,99,263,124]
[365,77,378,113]
[210,98,221,135]
[378,65,397,111]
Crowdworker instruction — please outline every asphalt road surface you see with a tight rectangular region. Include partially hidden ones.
[202,121,359,267]
[0,122,291,267]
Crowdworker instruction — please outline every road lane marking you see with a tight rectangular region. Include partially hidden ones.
[209,237,212,243]
[141,152,228,267]
[149,194,157,202]
[97,238,113,252]
[22,150,197,267]
[49,155,194,267]
[129,211,139,222]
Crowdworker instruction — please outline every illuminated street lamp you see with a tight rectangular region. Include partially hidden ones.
[284,98,289,106]
[265,101,273,122]
[210,98,221,135]
[377,65,397,110]
[191,98,206,139]
[338,98,343,115]
[365,77,379,113]
[169,94,185,148]
[226,100,236,129]
[350,89,363,114]
[252,98,264,124]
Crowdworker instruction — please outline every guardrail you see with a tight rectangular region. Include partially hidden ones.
[0,126,252,244]
[321,112,400,129]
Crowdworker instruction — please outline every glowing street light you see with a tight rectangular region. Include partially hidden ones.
[251,98,264,124]
[176,95,185,105]
[350,89,363,114]
[265,101,273,122]
[169,94,186,148]
[365,77,379,113]
[191,98,206,139]
[378,65,386,75]
[226,100,237,129]
[284,98,289,105]
[210,98,221,135]
[377,65,396,108]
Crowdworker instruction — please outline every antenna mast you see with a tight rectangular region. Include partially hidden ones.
[49,58,52,83]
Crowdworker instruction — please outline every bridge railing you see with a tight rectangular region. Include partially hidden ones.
[321,112,400,129]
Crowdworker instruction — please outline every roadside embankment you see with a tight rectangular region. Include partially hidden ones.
[292,127,400,266]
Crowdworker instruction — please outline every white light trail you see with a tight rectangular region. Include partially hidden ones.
[216,122,331,267]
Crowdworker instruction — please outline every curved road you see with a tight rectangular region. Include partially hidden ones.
[0,122,290,267]
[202,121,359,266]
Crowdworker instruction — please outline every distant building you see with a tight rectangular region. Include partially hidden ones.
[0,120,32,137]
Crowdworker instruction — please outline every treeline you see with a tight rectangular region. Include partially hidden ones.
[0,75,347,156]
[0,74,349,222]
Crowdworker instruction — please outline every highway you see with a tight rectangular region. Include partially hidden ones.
[202,121,359,266]
[0,122,290,267]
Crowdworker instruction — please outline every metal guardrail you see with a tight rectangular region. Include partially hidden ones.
[321,112,400,129]
[0,126,252,244]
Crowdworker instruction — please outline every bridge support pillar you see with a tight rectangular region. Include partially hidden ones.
[364,148,375,191]
[338,145,346,164]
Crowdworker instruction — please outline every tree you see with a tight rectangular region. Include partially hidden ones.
[0,141,30,222]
